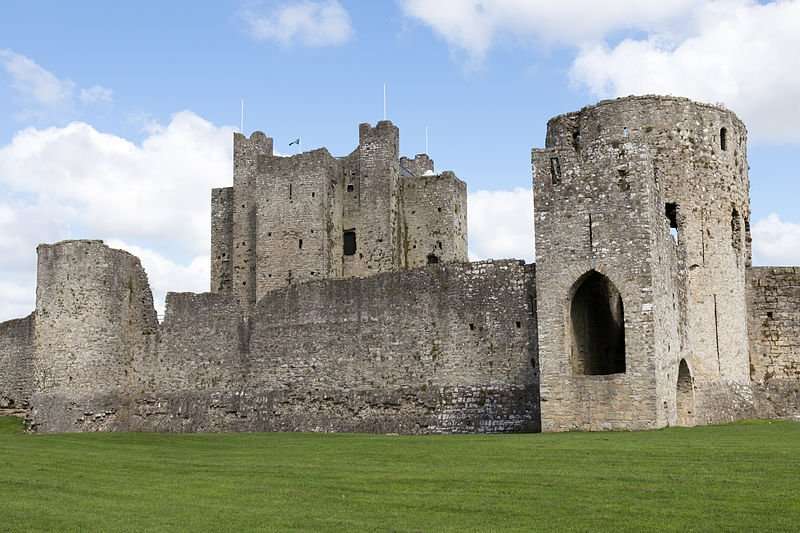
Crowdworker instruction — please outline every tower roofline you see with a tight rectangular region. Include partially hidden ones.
[547,95,746,133]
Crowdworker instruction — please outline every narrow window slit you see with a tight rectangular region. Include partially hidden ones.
[665,202,679,242]
[549,157,562,185]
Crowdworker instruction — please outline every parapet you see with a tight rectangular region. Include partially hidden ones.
[234,131,273,159]
[358,120,399,149]
[400,154,434,176]
[543,94,746,151]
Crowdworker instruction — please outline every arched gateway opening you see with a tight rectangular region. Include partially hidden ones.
[676,359,695,426]
[570,271,626,375]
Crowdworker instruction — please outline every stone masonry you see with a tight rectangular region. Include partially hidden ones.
[0,96,798,433]
[210,121,468,313]
[533,96,753,431]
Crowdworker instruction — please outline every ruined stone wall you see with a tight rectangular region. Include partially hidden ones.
[30,243,539,433]
[137,260,537,433]
[210,186,234,293]
[748,267,800,419]
[0,313,34,409]
[31,240,158,432]
[401,172,468,268]
[255,149,343,297]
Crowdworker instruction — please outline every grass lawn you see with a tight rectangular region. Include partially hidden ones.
[0,417,798,532]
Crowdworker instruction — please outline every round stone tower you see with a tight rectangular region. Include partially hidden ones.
[31,240,158,431]
[533,95,751,431]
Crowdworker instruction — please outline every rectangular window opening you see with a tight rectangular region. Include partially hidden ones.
[343,230,357,256]
[665,202,679,241]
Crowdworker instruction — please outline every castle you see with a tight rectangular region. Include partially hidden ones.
[0,95,798,433]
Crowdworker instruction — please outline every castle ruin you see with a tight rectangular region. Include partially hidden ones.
[0,95,798,433]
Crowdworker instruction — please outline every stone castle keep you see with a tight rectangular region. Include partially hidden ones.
[1,95,798,433]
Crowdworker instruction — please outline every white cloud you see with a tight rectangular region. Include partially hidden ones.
[752,213,800,266]
[570,0,800,143]
[468,188,534,262]
[0,49,75,107]
[402,0,800,143]
[0,112,234,321]
[0,49,112,117]
[0,112,234,254]
[79,85,113,105]
[399,0,695,64]
[241,0,353,46]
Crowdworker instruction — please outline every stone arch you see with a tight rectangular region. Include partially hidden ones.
[569,270,626,375]
[676,359,695,426]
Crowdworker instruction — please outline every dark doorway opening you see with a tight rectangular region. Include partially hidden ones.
[570,271,626,375]
[676,359,695,426]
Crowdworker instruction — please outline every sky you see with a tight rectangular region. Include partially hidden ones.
[1,0,799,320]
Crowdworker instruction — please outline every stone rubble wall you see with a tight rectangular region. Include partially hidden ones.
[748,267,800,419]
[0,313,34,409]
[129,259,539,433]
[29,239,539,433]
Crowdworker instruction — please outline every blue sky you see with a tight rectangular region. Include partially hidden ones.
[1,0,799,319]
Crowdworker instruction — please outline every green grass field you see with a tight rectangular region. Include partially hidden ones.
[1,417,798,532]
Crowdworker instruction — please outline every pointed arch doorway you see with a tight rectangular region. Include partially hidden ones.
[676,359,695,426]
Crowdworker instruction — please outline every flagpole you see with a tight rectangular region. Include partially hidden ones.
[240,99,244,134]
[383,83,387,121]
[425,126,429,154]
